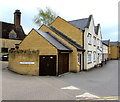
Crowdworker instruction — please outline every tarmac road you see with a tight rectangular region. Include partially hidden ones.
[59,60,119,97]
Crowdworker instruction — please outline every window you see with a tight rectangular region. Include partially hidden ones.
[100,41,102,48]
[1,48,8,53]
[9,33,17,39]
[93,52,96,61]
[88,52,92,63]
[9,30,17,39]
[87,33,92,44]
[97,39,99,48]
[93,36,96,46]
[78,53,81,64]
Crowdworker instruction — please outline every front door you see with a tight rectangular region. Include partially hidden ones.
[39,55,56,76]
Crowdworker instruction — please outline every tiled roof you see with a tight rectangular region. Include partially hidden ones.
[68,18,89,30]
[0,21,26,40]
[34,29,73,52]
[102,40,109,46]
[68,15,99,35]
[49,26,85,51]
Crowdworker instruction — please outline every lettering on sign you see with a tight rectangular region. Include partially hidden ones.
[20,62,35,64]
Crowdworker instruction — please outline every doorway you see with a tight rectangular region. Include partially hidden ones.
[39,55,56,76]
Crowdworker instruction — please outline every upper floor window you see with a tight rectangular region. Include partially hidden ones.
[87,33,92,44]
[9,30,17,39]
[93,36,96,46]
[100,41,102,48]
[97,39,99,48]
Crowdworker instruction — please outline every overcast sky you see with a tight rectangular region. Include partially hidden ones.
[0,0,118,41]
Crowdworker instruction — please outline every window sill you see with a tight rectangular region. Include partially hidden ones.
[88,62,92,64]
[88,43,92,45]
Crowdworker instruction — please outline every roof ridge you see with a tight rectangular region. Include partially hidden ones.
[1,21,14,25]
[68,18,88,22]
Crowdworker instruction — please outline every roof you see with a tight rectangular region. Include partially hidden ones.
[68,18,89,30]
[110,42,119,46]
[102,40,109,46]
[34,29,73,52]
[0,21,26,40]
[68,15,100,35]
[48,26,85,51]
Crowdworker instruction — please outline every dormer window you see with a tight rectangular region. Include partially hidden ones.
[9,30,17,39]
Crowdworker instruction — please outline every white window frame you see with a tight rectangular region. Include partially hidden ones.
[87,52,92,63]
[97,39,100,48]
[93,36,96,46]
[78,53,81,65]
[87,33,92,44]
[93,52,96,62]
[100,41,102,48]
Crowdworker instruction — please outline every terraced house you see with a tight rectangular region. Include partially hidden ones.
[8,15,103,76]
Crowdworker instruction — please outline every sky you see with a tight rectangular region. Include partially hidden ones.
[0,0,119,41]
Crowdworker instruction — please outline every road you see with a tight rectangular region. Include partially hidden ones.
[1,60,119,100]
[60,60,119,97]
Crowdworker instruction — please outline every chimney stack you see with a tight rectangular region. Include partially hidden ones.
[14,10,21,27]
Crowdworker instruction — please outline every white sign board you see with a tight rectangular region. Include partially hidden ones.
[20,62,35,64]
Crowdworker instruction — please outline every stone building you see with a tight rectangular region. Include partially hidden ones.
[110,41,120,59]
[0,10,26,61]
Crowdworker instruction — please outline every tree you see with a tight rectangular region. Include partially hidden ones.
[33,7,57,26]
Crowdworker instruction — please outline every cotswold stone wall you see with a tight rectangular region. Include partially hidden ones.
[8,49,39,75]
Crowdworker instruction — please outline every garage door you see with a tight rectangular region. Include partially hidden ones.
[58,53,69,75]
[39,55,56,76]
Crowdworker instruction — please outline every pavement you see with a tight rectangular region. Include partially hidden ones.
[1,60,119,101]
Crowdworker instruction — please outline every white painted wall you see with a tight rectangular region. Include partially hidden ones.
[102,44,108,61]
[84,16,102,70]
[103,44,108,54]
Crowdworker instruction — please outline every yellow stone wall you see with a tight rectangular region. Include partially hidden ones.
[50,17,84,46]
[39,25,82,72]
[8,50,39,75]
[19,29,57,55]
[110,46,119,59]
[0,38,22,57]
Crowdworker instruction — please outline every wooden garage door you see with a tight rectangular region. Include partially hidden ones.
[58,53,69,75]
[39,55,56,76]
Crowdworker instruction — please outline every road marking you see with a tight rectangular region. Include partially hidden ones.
[61,86,80,90]
[76,92,99,98]
[76,95,119,100]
